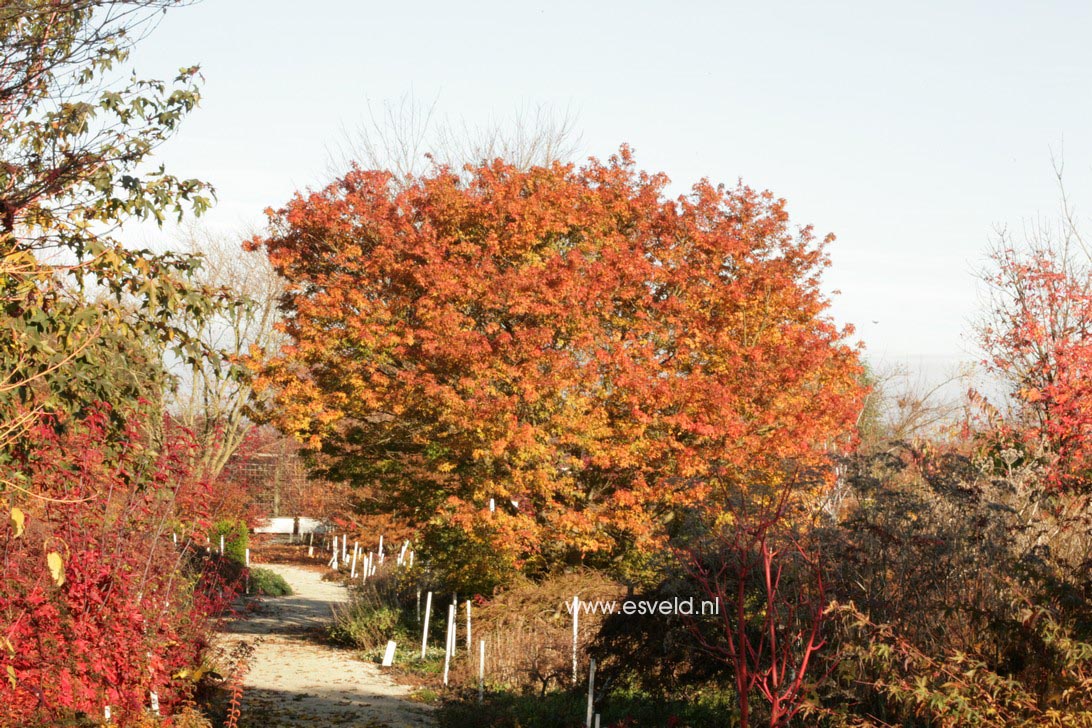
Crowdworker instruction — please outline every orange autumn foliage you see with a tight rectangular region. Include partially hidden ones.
[249,147,865,574]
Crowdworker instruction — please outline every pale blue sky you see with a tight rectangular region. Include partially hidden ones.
[127,0,1092,378]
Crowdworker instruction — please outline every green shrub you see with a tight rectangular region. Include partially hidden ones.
[328,589,403,650]
[208,518,248,564]
[248,568,292,596]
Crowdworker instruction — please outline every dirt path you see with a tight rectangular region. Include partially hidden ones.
[219,563,435,727]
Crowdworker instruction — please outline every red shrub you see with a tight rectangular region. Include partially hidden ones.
[0,407,238,725]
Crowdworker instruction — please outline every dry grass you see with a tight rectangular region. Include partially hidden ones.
[447,570,626,694]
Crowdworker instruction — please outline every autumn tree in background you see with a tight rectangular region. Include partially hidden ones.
[978,187,1092,489]
[251,148,865,587]
[335,95,582,183]
[169,226,285,478]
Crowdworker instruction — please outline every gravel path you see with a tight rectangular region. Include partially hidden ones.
[219,563,435,727]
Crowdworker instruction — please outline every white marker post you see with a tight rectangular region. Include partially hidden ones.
[466,600,472,654]
[489,498,495,513]
[382,640,397,667]
[245,548,250,566]
[443,603,455,685]
[149,691,160,716]
[478,639,485,704]
[104,706,111,722]
[585,658,596,728]
[409,550,414,568]
[572,595,580,685]
[350,547,358,578]
[421,591,433,658]
[219,534,224,555]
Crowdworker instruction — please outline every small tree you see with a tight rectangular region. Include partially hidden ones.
[978,222,1092,489]
[685,479,831,727]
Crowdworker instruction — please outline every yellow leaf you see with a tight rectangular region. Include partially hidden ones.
[46,552,64,587]
[9,508,24,538]
[5,665,14,689]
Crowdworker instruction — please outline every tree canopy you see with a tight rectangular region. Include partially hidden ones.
[251,149,865,579]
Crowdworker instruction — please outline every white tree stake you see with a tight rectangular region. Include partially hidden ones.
[443,603,455,685]
[478,639,485,704]
[572,595,580,685]
[149,691,159,716]
[421,591,433,658]
[245,548,250,566]
[219,534,224,555]
[585,658,596,728]
[382,640,397,667]
[350,547,358,578]
[466,600,472,654]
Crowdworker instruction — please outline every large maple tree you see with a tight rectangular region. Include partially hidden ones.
[251,148,865,577]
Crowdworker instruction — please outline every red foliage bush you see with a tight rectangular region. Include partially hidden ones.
[0,407,238,725]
